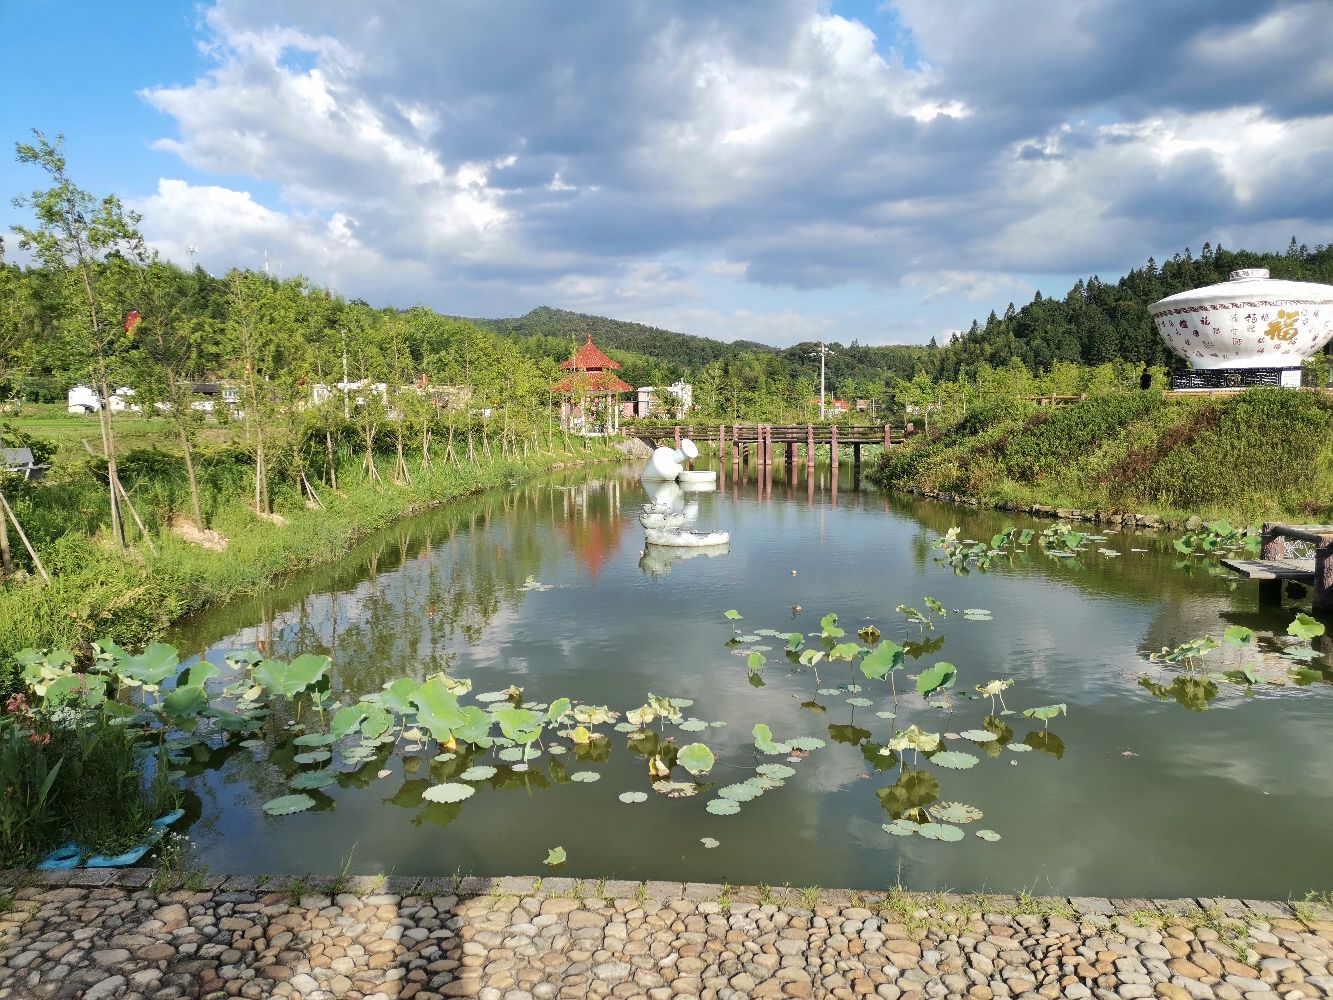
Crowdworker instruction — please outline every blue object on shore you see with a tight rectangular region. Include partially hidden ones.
[153,808,186,828]
[37,843,82,870]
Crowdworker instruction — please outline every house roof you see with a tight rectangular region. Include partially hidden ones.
[559,333,621,371]
[552,371,633,393]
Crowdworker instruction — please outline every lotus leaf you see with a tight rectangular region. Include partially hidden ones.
[785,632,804,651]
[787,736,825,752]
[361,705,393,741]
[256,654,330,699]
[545,846,566,865]
[618,791,648,803]
[422,783,474,803]
[718,783,762,802]
[798,649,825,667]
[859,640,905,680]
[929,750,978,770]
[752,723,790,755]
[747,652,766,672]
[263,794,315,815]
[924,596,947,618]
[1022,704,1066,722]
[678,719,707,732]
[1289,613,1326,640]
[882,819,917,837]
[545,697,571,725]
[289,769,338,790]
[916,662,957,697]
[917,822,964,842]
[293,732,336,747]
[380,678,422,714]
[114,643,180,689]
[494,705,544,745]
[547,744,567,755]
[677,743,716,775]
[651,781,698,797]
[497,747,528,762]
[293,750,331,764]
[756,763,795,780]
[1006,743,1031,752]
[887,725,939,754]
[460,766,497,781]
[875,710,896,719]
[846,697,872,708]
[706,798,740,815]
[724,609,742,621]
[976,829,1002,841]
[474,690,508,703]
[930,801,983,824]
[820,612,845,638]
[700,837,720,848]
[570,771,601,782]
[957,729,997,743]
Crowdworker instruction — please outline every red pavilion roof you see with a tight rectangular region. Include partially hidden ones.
[559,333,622,372]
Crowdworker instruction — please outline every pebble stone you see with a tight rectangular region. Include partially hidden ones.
[1,873,1331,999]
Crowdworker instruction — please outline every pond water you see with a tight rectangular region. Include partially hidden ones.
[169,460,1333,898]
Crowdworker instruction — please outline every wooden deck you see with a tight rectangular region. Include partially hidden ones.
[1219,557,1315,580]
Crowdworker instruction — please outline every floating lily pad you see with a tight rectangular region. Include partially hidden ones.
[817,687,843,696]
[847,697,873,708]
[929,750,979,770]
[678,719,708,732]
[706,798,740,815]
[570,771,601,783]
[460,766,497,781]
[474,690,509,703]
[547,745,566,754]
[718,783,761,802]
[930,801,984,824]
[618,791,648,804]
[289,769,338,790]
[917,822,964,842]
[976,829,1002,842]
[240,738,265,748]
[293,750,331,764]
[434,752,457,762]
[544,846,566,866]
[957,729,998,743]
[423,783,475,803]
[511,763,529,773]
[882,819,917,837]
[787,736,826,752]
[756,763,796,780]
[700,837,720,849]
[293,732,336,746]
[613,722,637,732]
[651,781,698,798]
[1006,743,1031,753]
[263,794,315,816]
[875,711,897,720]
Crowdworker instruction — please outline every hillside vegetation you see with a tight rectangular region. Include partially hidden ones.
[870,387,1333,524]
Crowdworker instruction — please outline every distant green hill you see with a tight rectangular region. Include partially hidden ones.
[468,306,770,373]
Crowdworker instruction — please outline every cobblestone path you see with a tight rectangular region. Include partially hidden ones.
[2,872,1331,999]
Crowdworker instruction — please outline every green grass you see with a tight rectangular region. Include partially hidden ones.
[0,432,620,694]
[871,388,1333,525]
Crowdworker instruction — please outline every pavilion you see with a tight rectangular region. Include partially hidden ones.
[553,334,633,435]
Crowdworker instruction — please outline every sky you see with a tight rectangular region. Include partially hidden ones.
[2,0,1331,347]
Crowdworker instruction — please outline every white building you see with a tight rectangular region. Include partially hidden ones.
[633,381,692,418]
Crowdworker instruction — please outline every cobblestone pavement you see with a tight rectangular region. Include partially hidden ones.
[2,871,1331,1000]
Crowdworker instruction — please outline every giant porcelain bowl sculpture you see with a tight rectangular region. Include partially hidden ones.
[1150,269,1333,369]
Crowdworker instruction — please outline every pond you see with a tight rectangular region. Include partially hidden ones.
[168,459,1333,899]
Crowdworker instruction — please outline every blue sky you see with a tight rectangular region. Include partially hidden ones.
[3,0,1331,347]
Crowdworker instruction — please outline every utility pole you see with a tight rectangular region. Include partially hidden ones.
[341,329,351,420]
[810,342,834,420]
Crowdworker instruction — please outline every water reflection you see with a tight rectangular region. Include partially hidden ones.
[167,459,1333,897]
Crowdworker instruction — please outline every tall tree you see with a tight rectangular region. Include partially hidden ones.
[11,131,148,547]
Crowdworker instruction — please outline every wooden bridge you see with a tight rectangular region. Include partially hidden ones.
[631,422,911,473]
[1222,523,1333,612]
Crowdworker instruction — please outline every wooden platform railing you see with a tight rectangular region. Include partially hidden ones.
[1222,523,1333,612]
[629,422,912,472]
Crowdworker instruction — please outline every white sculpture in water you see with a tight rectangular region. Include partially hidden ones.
[641,437,716,485]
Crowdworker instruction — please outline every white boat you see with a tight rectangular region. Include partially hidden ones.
[644,527,731,547]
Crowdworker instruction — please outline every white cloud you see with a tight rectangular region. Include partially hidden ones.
[123,0,1333,344]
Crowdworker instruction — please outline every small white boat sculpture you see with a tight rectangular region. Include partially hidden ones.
[644,526,730,547]
[639,510,686,530]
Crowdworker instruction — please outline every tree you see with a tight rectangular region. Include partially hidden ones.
[11,130,148,547]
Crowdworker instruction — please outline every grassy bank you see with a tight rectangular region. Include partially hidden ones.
[0,437,622,694]
[870,387,1333,525]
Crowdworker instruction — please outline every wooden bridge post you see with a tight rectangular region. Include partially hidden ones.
[883,423,892,450]
[732,424,741,467]
[1316,533,1333,614]
[830,424,838,470]
[806,423,815,468]
[674,426,681,449]
[784,439,794,478]
[1260,523,1285,606]
[852,442,861,476]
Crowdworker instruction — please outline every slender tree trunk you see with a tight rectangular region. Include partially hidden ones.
[96,380,126,547]
[0,497,11,579]
[177,422,204,530]
[325,426,338,489]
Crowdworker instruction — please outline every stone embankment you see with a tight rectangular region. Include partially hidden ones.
[905,487,1221,533]
[2,871,1331,1000]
